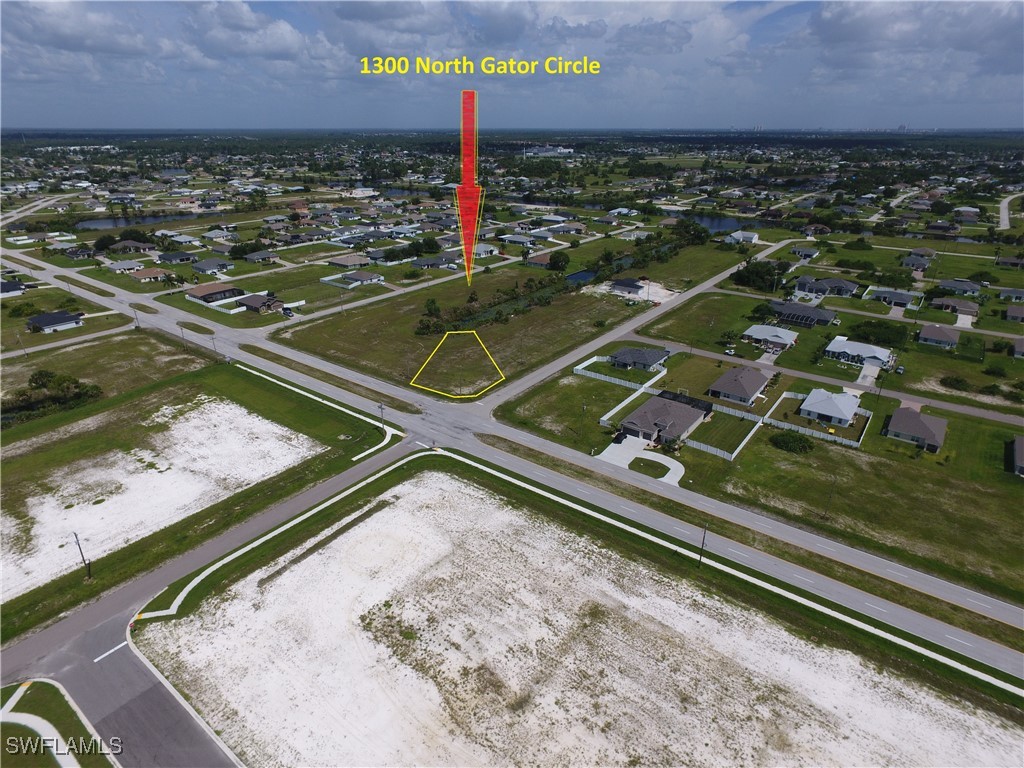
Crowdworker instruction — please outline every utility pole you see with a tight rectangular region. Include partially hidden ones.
[133,308,141,328]
[378,402,385,433]
[15,331,27,356]
[697,524,708,568]
[73,532,91,579]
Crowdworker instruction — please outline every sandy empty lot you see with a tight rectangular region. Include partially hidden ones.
[2,396,323,599]
[139,471,1022,767]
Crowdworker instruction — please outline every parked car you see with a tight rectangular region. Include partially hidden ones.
[895,365,905,374]
[724,349,736,356]
[282,308,294,318]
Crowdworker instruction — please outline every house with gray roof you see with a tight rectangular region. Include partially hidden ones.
[193,258,233,275]
[158,251,197,264]
[769,300,836,327]
[918,324,960,348]
[999,288,1024,303]
[870,288,920,308]
[823,336,892,368]
[708,367,770,406]
[106,260,144,273]
[1014,436,1024,476]
[901,255,931,271]
[1007,305,1024,323]
[790,246,819,259]
[609,347,670,372]
[798,389,861,428]
[341,270,384,287]
[620,395,708,444]
[742,324,799,351]
[793,276,858,297]
[883,408,947,453]
[26,310,83,334]
[939,279,981,296]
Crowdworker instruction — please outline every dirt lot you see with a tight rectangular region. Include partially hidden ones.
[138,472,1022,767]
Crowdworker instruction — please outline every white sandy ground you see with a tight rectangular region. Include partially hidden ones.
[138,472,1022,768]
[1,396,323,599]
[583,279,678,303]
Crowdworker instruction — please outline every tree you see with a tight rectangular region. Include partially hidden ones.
[548,251,570,272]
[467,290,478,304]
[770,432,814,453]
[424,298,441,318]
[93,234,117,252]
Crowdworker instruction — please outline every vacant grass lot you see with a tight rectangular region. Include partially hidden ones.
[820,296,891,315]
[277,269,645,392]
[410,331,506,396]
[1,288,130,352]
[1,330,209,397]
[617,243,751,290]
[0,363,384,642]
[639,292,763,350]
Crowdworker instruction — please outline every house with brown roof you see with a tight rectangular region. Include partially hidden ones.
[130,267,174,283]
[185,283,245,303]
[930,297,979,317]
[236,294,284,314]
[883,407,948,453]
[620,395,708,444]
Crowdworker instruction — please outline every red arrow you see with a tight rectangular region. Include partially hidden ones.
[455,90,484,285]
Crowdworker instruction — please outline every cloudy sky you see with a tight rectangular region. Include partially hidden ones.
[2,1,1021,131]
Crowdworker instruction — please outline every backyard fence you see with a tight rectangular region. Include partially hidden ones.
[682,439,736,461]
[762,392,872,448]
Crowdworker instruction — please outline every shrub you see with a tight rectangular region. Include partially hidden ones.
[979,384,1003,396]
[939,375,971,391]
[983,364,1007,377]
[7,302,40,318]
[769,432,814,453]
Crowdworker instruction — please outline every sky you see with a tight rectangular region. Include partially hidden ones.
[1,1,1021,131]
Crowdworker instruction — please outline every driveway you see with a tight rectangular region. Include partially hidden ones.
[954,314,975,328]
[856,364,882,386]
[597,434,685,484]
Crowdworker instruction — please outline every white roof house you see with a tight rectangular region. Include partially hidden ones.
[823,336,891,368]
[798,388,861,427]
[726,230,759,244]
[742,324,798,349]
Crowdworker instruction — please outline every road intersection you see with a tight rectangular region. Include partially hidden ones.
[1,218,1022,766]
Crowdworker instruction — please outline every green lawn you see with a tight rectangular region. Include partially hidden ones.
[277,269,646,393]
[0,363,387,642]
[773,325,861,382]
[629,457,669,479]
[583,358,655,385]
[410,330,506,396]
[1,289,131,352]
[821,296,891,315]
[617,243,749,290]
[79,266,175,293]
[687,412,757,452]
[0,683,114,768]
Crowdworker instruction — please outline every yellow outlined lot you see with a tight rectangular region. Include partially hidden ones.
[409,330,505,399]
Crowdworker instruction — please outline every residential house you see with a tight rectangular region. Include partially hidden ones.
[930,297,979,317]
[26,310,83,333]
[526,252,551,268]
[769,300,837,327]
[158,251,197,265]
[610,278,644,297]
[742,324,799,352]
[620,395,708,444]
[243,250,276,263]
[130,268,174,283]
[342,271,384,287]
[1,280,26,298]
[798,388,861,428]
[609,347,670,372]
[1015,338,1024,360]
[1006,305,1024,323]
[998,288,1024,303]
[725,230,759,245]
[185,283,245,303]
[500,234,536,248]
[902,255,931,271]
[200,229,236,242]
[802,224,831,236]
[939,279,981,297]
[823,336,892,368]
[412,255,459,270]
[108,240,154,254]
[793,276,858,297]
[193,258,234,275]
[995,255,1024,269]
[236,294,284,314]
[170,234,201,247]
[327,255,371,269]
[790,246,819,259]
[1014,435,1024,476]
[909,247,936,259]
[210,244,233,257]
[474,243,499,257]
[882,407,948,453]
[708,367,771,407]
[106,260,144,274]
[918,324,960,348]
[871,288,919,308]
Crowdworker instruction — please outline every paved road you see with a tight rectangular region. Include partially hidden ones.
[998,192,1023,230]
[3,236,1023,766]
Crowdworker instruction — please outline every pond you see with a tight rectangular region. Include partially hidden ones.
[75,212,218,230]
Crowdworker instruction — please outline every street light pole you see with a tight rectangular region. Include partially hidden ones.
[15,331,27,356]
[378,402,385,433]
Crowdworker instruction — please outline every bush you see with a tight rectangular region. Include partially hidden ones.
[939,375,971,391]
[983,364,1007,377]
[979,384,1003,396]
[7,302,40,318]
[769,432,815,453]
[842,238,874,251]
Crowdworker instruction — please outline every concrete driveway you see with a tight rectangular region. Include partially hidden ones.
[856,364,882,386]
[597,434,685,484]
